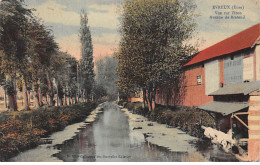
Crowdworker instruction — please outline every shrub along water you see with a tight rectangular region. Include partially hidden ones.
[0,102,97,161]
[122,102,215,138]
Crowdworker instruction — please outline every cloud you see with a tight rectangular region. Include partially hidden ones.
[88,4,120,30]
[31,0,120,30]
[32,0,80,26]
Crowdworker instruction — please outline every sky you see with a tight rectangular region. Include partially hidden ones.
[21,0,259,62]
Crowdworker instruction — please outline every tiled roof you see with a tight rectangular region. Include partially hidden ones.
[185,23,260,66]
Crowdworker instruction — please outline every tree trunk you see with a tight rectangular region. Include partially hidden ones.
[46,72,54,106]
[69,97,72,105]
[22,78,30,110]
[83,91,86,102]
[33,81,42,108]
[59,96,63,106]
[46,95,49,105]
[28,91,31,106]
[147,88,156,111]
[56,94,59,106]
[8,94,17,111]
[74,95,77,104]
[37,87,43,107]
[147,90,152,111]
[142,88,146,109]
[4,89,8,109]
[81,91,84,103]
[64,95,67,105]
[6,76,17,111]
[152,89,156,111]
[33,91,39,109]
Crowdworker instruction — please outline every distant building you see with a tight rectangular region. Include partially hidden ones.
[127,91,143,103]
[156,23,260,161]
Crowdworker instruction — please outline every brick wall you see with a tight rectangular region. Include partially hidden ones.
[155,64,213,107]
[248,90,260,161]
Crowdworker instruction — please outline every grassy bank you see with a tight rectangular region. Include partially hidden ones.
[0,102,98,161]
[120,101,215,138]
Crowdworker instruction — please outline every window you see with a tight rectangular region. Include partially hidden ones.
[197,75,202,85]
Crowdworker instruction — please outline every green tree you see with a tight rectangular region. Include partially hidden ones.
[51,52,68,106]
[0,0,79,110]
[67,56,78,104]
[0,0,59,110]
[30,21,58,108]
[96,57,118,100]
[51,51,78,106]
[79,11,95,101]
[93,83,107,101]
[117,0,197,110]
[0,0,32,111]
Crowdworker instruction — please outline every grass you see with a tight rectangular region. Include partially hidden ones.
[0,102,98,161]
[0,100,36,112]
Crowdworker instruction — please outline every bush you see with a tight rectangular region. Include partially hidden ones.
[125,102,215,138]
[0,102,97,161]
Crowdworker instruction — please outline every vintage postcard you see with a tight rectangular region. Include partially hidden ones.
[0,0,259,162]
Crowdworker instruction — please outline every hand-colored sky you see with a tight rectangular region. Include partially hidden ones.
[23,0,259,62]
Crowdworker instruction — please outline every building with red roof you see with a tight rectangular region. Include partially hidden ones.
[156,23,260,107]
[155,23,260,161]
[185,23,260,67]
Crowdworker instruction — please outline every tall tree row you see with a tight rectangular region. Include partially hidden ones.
[79,11,95,101]
[116,0,198,110]
[0,0,36,111]
[52,52,78,106]
[0,0,80,110]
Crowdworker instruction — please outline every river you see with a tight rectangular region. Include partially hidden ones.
[9,102,239,162]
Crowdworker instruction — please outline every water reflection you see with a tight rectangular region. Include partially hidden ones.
[54,122,96,161]
[10,102,239,162]
[53,103,238,162]
[54,104,185,161]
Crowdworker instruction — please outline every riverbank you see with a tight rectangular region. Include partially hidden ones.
[121,102,215,138]
[0,102,98,161]
[120,103,239,161]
